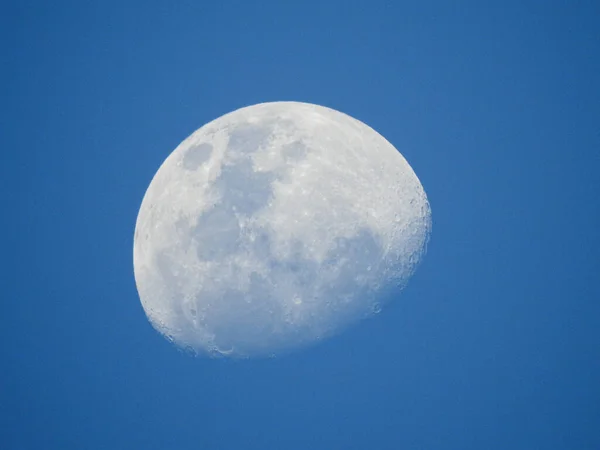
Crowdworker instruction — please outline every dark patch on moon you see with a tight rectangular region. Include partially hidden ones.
[227,123,273,154]
[193,208,241,260]
[183,143,213,170]
[201,276,283,353]
[184,223,387,355]
[192,123,276,261]
[193,122,315,265]
[329,230,383,290]
[282,140,307,161]
[215,159,275,215]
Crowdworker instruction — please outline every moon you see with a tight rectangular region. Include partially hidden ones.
[133,101,431,358]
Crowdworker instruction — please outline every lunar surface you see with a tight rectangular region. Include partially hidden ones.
[133,101,431,357]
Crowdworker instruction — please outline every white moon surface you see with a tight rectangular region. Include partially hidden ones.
[133,101,431,358]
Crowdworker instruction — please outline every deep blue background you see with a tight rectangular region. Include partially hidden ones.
[3,1,599,449]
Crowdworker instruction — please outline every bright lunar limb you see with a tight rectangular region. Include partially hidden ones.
[133,101,431,358]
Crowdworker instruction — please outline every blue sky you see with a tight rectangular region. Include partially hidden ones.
[3,1,599,449]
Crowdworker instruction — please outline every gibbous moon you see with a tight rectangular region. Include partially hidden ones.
[133,101,431,358]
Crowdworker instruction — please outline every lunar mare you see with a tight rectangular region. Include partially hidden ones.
[133,101,431,357]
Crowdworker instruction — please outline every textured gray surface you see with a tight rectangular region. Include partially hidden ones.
[133,102,431,357]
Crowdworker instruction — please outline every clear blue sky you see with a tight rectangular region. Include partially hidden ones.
[3,1,599,449]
